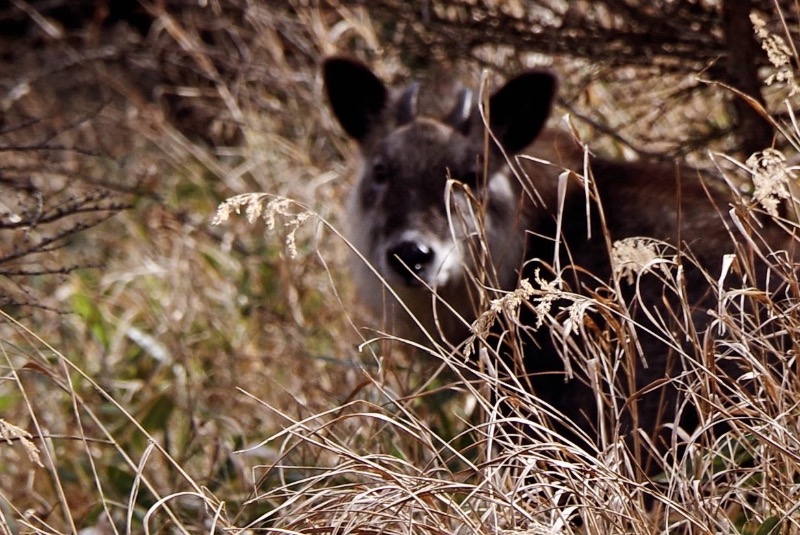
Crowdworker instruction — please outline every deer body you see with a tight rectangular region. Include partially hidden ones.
[323,57,784,467]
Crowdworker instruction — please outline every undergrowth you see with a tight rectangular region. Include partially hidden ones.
[1,2,799,535]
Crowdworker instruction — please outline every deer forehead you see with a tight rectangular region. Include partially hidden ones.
[372,119,476,164]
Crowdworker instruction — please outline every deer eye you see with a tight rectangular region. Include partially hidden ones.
[461,170,481,186]
[372,161,390,184]
[461,154,484,185]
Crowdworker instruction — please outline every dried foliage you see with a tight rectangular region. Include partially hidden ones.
[304,0,791,156]
[0,1,799,534]
[0,67,138,309]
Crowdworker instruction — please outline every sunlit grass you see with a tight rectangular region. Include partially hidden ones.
[1,2,800,534]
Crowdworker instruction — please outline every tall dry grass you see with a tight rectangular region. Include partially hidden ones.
[1,2,799,534]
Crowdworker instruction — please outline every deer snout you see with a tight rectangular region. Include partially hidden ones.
[386,241,434,285]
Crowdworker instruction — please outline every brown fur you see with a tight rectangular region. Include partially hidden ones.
[323,57,791,477]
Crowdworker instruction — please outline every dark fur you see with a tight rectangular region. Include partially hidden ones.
[323,57,790,476]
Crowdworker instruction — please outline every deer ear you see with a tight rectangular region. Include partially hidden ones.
[323,57,389,142]
[488,70,557,155]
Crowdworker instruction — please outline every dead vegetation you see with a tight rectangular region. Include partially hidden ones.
[0,1,799,534]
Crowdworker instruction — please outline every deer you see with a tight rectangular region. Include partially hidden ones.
[322,57,793,478]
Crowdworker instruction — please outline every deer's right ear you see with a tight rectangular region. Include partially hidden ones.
[323,57,388,142]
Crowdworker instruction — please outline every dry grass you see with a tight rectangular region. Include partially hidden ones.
[1,2,799,534]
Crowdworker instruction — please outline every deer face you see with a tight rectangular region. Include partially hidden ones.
[323,58,556,340]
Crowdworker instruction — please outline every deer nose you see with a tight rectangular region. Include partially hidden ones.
[387,241,434,285]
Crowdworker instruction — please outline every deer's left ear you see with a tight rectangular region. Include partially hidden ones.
[487,70,558,155]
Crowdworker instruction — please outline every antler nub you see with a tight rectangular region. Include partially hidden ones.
[396,82,420,126]
[444,87,473,132]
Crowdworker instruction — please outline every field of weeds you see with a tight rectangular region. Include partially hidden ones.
[1,2,799,534]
